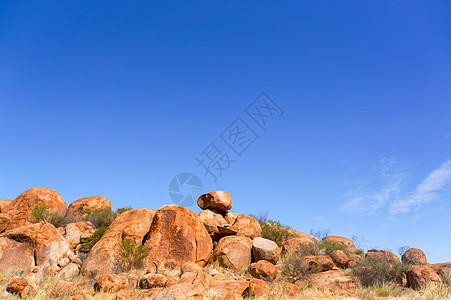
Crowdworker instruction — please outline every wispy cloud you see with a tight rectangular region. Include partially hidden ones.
[389,159,451,214]
[340,158,409,214]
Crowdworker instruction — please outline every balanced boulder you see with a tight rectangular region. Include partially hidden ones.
[198,191,232,212]
[402,248,427,265]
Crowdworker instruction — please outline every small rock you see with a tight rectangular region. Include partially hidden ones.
[139,274,177,289]
[248,278,270,297]
[250,260,278,282]
[94,274,128,293]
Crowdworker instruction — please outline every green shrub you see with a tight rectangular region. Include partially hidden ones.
[31,203,67,228]
[84,208,116,229]
[250,213,296,247]
[118,239,148,271]
[116,206,133,214]
[80,225,109,252]
[320,239,346,255]
[281,251,322,284]
[350,256,408,287]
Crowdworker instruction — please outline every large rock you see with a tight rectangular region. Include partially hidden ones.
[66,196,112,222]
[407,265,441,290]
[0,213,12,233]
[199,209,228,240]
[250,260,278,282]
[6,277,36,298]
[298,255,335,272]
[431,262,451,279]
[63,221,96,249]
[252,237,280,264]
[322,236,357,253]
[0,199,13,213]
[197,191,232,212]
[329,250,350,268]
[0,237,35,275]
[248,278,270,297]
[6,188,67,229]
[144,205,213,270]
[0,222,71,272]
[81,208,155,278]
[94,274,128,293]
[210,235,252,271]
[366,249,400,264]
[139,274,178,289]
[281,234,319,257]
[229,214,261,239]
[402,248,427,265]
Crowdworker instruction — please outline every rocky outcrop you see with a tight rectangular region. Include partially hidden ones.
[407,265,441,290]
[94,274,128,293]
[66,196,112,222]
[322,236,358,253]
[199,209,228,240]
[211,235,253,271]
[5,188,67,229]
[281,234,319,257]
[250,260,278,281]
[402,248,427,265]
[144,205,212,269]
[62,221,96,249]
[0,222,72,273]
[252,237,280,264]
[229,214,261,239]
[366,249,400,264]
[0,199,13,213]
[197,191,233,212]
[81,208,156,278]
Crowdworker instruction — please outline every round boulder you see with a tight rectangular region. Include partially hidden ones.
[197,191,232,212]
[229,214,261,239]
[250,260,278,282]
[66,196,112,222]
[402,248,427,265]
[252,237,280,264]
[211,235,253,271]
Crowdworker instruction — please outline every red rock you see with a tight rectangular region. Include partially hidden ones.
[63,221,96,249]
[198,191,233,212]
[6,277,36,298]
[250,260,278,282]
[211,235,253,271]
[67,293,93,300]
[139,274,177,289]
[298,255,334,272]
[431,262,451,279]
[144,205,212,270]
[283,282,300,296]
[66,196,112,222]
[209,280,250,298]
[229,214,261,239]
[330,250,350,268]
[81,208,155,278]
[181,261,203,274]
[6,188,67,229]
[153,282,204,300]
[179,271,212,291]
[0,237,35,274]
[322,236,358,253]
[407,265,441,290]
[0,199,13,213]
[94,274,128,293]
[281,234,319,257]
[307,269,358,292]
[252,237,280,264]
[248,278,270,297]
[199,209,228,240]
[224,212,239,224]
[1,222,71,271]
[366,249,400,264]
[402,248,427,265]
[0,213,11,233]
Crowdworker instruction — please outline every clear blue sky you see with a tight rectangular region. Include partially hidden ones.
[1,1,450,263]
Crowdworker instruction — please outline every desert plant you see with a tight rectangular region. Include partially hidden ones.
[250,212,296,247]
[31,203,67,228]
[350,255,408,287]
[80,225,109,252]
[84,208,116,229]
[117,239,148,271]
[116,206,133,214]
[309,228,331,241]
[281,252,322,284]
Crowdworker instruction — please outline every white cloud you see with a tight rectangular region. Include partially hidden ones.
[389,159,451,214]
[340,158,409,213]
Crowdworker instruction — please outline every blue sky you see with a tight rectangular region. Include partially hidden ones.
[1,1,450,263]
